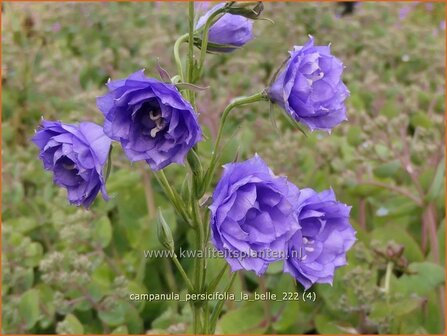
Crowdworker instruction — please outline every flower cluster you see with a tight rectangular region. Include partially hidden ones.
[33,2,354,289]
[210,155,355,288]
[33,70,201,206]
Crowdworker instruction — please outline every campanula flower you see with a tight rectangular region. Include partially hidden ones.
[284,188,356,289]
[268,36,349,132]
[209,155,301,275]
[32,120,111,207]
[97,70,202,170]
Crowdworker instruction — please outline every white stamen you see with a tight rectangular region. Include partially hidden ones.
[63,163,76,170]
[305,246,315,253]
[149,118,166,138]
[301,255,308,261]
[150,128,161,137]
[149,110,161,121]
[303,237,309,244]
[155,119,165,129]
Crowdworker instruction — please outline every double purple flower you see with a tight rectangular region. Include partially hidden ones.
[97,70,202,170]
[32,120,111,208]
[210,155,301,275]
[284,188,356,289]
[210,155,356,288]
[268,36,349,132]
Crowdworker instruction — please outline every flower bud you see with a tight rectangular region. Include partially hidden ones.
[187,149,205,197]
[187,149,203,178]
[195,2,255,53]
[226,2,264,20]
[157,209,175,252]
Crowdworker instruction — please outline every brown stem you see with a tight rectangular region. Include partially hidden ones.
[424,203,439,263]
[421,215,428,253]
[358,198,367,230]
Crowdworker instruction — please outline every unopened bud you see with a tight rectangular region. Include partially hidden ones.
[187,149,203,178]
[227,2,264,20]
[157,208,175,252]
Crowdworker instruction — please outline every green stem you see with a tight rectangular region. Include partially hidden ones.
[171,252,195,293]
[204,298,211,334]
[141,165,156,218]
[209,272,237,333]
[163,258,178,293]
[193,305,202,334]
[384,261,393,301]
[174,33,189,82]
[186,2,197,106]
[188,2,195,84]
[202,91,267,195]
[154,170,191,225]
[207,263,229,293]
[197,7,227,78]
[192,201,204,287]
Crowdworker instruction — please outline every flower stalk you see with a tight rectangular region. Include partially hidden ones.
[173,33,189,82]
[201,91,268,197]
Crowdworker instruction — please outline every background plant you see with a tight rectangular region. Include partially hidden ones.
[2,2,445,334]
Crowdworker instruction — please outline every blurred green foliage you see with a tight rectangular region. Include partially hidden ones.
[2,2,445,334]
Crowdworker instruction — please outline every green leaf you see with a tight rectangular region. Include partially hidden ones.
[106,169,140,194]
[37,285,55,329]
[314,314,346,334]
[391,297,423,316]
[370,297,422,320]
[7,217,39,234]
[374,144,390,159]
[371,225,424,262]
[98,300,126,326]
[17,267,34,292]
[92,216,112,248]
[396,262,445,296]
[151,307,185,330]
[24,242,43,267]
[422,292,444,333]
[410,111,433,129]
[348,93,365,111]
[111,326,129,334]
[79,66,107,89]
[431,219,445,265]
[126,281,147,313]
[266,260,284,274]
[87,279,108,303]
[64,314,84,334]
[347,126,363,146]
[18,289,40,330]
[272,300,313,333]
[217,303,266,334]
[124,302,144,334]
[380,100,398,118]
[373,160,401,178]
